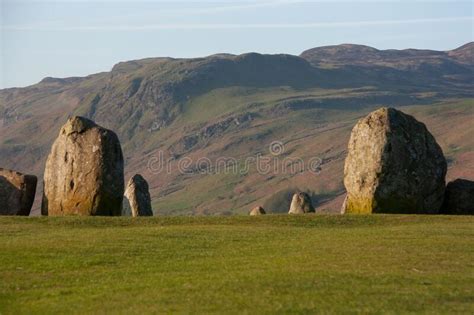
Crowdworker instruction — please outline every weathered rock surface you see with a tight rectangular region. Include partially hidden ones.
[42,116,124,216]
[442,179,474,215]
[0,168,37,216]
[288,192,315,214]
[343,107,447,214]
[249,206,266,215]
[124,174,153,217]
[121,199,132,216]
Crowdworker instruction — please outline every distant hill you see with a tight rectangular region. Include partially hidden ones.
[1,43,473,215]
[301,42,474,67]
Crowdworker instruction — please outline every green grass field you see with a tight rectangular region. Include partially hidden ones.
[1,215,473,314]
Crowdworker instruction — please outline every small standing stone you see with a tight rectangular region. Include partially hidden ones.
[124,174,153,217]
[442,179,474,215]
[0,168,37,216]
[249,206,266,215]
[288,192,315,214]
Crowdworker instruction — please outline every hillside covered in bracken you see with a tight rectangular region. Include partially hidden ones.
[1,43,473,215]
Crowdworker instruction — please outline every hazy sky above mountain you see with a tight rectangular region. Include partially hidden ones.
[1,0,473,88]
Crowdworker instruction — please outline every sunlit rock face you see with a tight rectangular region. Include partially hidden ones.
[249,206,266,216]
[288,192,315,214]
[124,174,153,217]
[343,107,446,214]
[42,116,124,216]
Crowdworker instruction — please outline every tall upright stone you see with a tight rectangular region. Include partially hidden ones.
[42,116,124,216]
[124,174,153,217]
[288,192,315,214]
[0,168,37,216]
[343,107,447,214]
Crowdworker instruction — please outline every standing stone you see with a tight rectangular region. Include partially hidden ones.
[343,107,447,214]
[42,116,124,216]
[249,206,266,215]
[124,174,153,217]
[0,168,37,216]
[288,192,315,214]
[442,179,474,215]
[340,194,348,214]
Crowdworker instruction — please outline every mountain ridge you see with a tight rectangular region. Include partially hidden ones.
[2,42,471,90]
[300,42,473,66]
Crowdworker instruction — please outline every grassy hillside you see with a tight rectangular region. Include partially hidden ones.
[1,215,473,313]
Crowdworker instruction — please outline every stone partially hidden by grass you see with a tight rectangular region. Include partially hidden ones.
[0,215,473,313]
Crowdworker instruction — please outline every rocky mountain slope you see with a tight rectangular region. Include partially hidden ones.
[1,43,473,215]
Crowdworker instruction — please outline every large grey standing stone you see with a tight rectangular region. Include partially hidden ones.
[0,168,37,216]
[249,206,266,216]
[343,107,447,214]
[124,174,153,217]
[288,192,315,214]
[42,116,124,216]
[442,179,474,215]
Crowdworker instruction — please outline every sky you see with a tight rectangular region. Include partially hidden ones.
[1,0,473,89]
